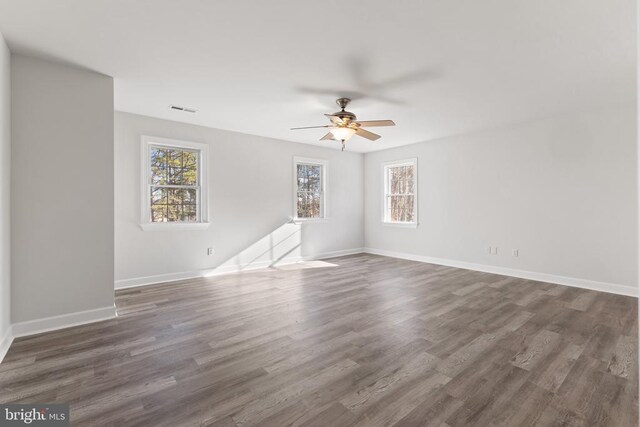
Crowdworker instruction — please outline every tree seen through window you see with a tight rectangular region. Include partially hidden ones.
[149,147,199,222]
[296,163,323,218]
[385,163,416,223]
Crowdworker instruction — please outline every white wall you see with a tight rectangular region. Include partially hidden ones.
[115,112,364,285]
[11,55,114,323]
[364,107,638,292]
[0,34,10,345]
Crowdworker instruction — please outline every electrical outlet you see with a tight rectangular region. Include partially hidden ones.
[512,249,519,257]
[207,248,214,256]
[487,246,492,254]
[492,247,498,255]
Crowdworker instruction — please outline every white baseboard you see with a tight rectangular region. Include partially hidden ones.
[363,248,638,298]
[11,305,118,339]
[0,326,13,365]
[115,248,365,290]
[115,246,637,296]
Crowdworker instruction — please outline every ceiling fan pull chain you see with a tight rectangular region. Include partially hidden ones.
[341,140,346,151]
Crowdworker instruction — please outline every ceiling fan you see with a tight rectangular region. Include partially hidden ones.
[291,98,395,151]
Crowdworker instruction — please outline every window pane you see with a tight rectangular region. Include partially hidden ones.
[404,195,415,222]
[297,164,307,188]
[150,146,199,186]
[405,166,415,193]
[150,148,168,185]
[181,151,198,185]
[399,166,408,194]
[150,186,199,222]
[166,149,182,185]
[166,205,181,222]
[386,195,414,222]
[297,191,321,218]
[297,164,322,192]
[308,168,321,192]
[151,187,165,205]
[165,149,199,185]
[183,204,198,222]
[310,191,321,217]
[296,193,303,218]
[388,165,414,196]
[405,166,414,191]
[151,205,167,222]
[164,188,197,206]
[297,192,310,218]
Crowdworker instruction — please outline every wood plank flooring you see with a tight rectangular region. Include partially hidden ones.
[0,254,637,426]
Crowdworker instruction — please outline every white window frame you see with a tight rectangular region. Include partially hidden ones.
[382,158,418,228]
[140,135,210,231]
[293,156,328,222]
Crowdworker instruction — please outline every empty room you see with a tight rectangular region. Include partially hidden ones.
[0,1,638,426]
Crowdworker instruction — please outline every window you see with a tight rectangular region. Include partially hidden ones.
[140,136,209,230]
[383,158,417,226]
[293,157,327,220]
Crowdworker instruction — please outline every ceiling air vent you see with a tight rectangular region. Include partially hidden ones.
[169,105,197,113]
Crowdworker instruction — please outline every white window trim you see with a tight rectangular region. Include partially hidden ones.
[382,158,418,228]
[140,135,210,231]
[293,156,328,223]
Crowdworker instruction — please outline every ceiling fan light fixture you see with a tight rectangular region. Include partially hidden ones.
[330,127,356,141]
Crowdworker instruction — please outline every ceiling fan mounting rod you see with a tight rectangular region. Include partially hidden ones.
[336,97,351,111]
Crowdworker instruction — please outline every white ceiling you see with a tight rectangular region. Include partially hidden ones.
[0,0,635,152]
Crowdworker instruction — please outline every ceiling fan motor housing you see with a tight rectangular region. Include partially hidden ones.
[334,98,357,122]
[333,110,357,122]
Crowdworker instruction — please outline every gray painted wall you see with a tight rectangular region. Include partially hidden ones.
[11,55,114,322]
[364,107,638,291]
[114,112,364,283]
[0,34,10,340]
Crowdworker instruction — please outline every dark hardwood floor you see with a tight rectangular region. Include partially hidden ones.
[0,254,637,426]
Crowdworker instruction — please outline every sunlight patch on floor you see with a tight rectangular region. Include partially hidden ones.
[275,260,338,271]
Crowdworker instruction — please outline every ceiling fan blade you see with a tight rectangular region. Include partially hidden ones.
[325,114,345,125]
[290,125,330,130]
[355,120,396,127]
[320,133,334,141]
[355,128,381,141]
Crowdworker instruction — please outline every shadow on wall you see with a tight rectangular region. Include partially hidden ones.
[205,220,310,276]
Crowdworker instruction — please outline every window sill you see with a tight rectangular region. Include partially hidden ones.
[292,218,329,224]
[382,222,418,229]
[140,222,211,231]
